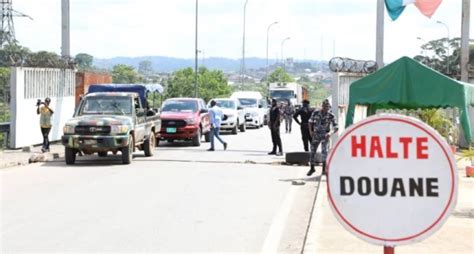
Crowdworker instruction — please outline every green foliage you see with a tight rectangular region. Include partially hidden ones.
[165,67,230,102]
[0,43,31,66]
[0,67,10,148]
[25,51,63,68]
[298,79,330,106]
[268,67,294,83]
[75,53,94,70]
[416,109,457,144]
[415,37,461,77]
[112,64,141,83]
[459,149,474,160]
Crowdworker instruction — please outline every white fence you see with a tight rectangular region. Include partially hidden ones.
[10,67,75,148]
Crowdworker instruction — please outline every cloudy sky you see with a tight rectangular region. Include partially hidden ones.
[12,0,474,62]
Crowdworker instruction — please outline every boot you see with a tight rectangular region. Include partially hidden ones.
[322,162,326,175]
[307,165,315,176]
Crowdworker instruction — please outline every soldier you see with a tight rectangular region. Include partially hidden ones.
[268,99,283,156]
[293,99,313,151]
[307,100,338,176]
[283,99,295,133]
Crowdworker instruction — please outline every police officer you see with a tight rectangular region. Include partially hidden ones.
[307,100,338,176]
[293,99,313,152]
[268,99,283,156]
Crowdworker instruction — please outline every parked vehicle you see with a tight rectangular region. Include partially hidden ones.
[62,84,161,165]
[269,82,309,108]
[159,98,211,146]
[230,91,268,128]
[207,98,246,134]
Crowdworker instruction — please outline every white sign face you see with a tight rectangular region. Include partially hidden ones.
[327,115,458,246]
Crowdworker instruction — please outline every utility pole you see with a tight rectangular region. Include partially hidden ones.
[61,0,70,57]
[241,0,249,89]
[194,0,198,98]
[0,0,32,48]
[460,0,470,82]
[376,0,384,68]
[266,21,278,84]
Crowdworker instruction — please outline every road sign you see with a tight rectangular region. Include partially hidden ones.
[327,114,458,247]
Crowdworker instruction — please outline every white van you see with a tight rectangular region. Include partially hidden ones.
[230,91,268,128]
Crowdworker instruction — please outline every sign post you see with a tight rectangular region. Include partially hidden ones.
[327,115,458,252]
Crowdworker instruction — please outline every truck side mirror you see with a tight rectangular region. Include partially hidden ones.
[136,109,146,117]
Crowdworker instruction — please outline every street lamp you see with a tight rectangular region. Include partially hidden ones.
[194,0,199,97]
[241,0,249,88]
[436,20,450,74]
[281,37,290,71]
[266,21,279,83]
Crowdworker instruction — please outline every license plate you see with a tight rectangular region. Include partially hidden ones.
[166,127,177,133]
[84,139,97,145]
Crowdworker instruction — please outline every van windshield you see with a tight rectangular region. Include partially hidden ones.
[238,98,257,108]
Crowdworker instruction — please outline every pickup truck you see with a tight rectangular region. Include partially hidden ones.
[159,98,211,146]
[61,84,161,165]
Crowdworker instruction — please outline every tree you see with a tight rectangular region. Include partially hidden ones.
[75,53,93,70]
[414,37,461,77]
[25,51,63,68]
[112,64,141,83]
[0,43,31,66]
[138,60,153,76]
[165,67,230,102]
[268,67,294,83]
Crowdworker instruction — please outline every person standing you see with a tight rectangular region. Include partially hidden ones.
[268,99,283,156]
[293,99,313,151]
[36,97,54,153]
[307,100,338,176]
[208,100,227,151]
[283,100,295,133]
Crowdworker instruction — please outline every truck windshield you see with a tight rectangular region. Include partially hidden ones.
[237,98,257,108]
[215,100,235,109]
[162,100,198,113]
[270,90,294,100]
[79,97,132,116]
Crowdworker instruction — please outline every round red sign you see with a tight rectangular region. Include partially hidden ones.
[326,115,458,246]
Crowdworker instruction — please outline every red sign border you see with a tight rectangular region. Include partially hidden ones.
[326,116,456,242]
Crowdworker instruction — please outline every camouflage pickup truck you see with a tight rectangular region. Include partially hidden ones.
[62,85,161,165]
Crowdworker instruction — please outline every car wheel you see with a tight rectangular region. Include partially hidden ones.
[192,127,202,146]
[65,147,76,165]
[239,121,246,132]
[232,121,238,135]
[122,135,133,164]
[144,131,155,157]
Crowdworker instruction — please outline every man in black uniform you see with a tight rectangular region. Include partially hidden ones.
[307,100,338,176]
[293,99,313,151]
[268,99,283,156]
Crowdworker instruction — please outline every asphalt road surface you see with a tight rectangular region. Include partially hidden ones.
[1,125,322,253]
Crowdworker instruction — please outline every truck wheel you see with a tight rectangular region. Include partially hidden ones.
[65,147,76,165]
[122,135,133,164]
[144,132,155,157]
[239,122,246,132]
[98,151,107,157]
[232,121,238,135]
[192,127,202,146]
[204,130,210,142]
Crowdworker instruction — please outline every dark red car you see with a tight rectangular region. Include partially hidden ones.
[159,98,211,146]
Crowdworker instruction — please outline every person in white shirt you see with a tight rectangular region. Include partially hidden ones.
[208,100,227,151]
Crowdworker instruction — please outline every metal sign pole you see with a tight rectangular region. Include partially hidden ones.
[384,246,394,254]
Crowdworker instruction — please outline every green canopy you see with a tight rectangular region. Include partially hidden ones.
[345,56,474,143]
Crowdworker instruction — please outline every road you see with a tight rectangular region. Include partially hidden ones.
[1,125,322,253]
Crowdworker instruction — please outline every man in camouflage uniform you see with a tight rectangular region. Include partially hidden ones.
[307,100,338,176]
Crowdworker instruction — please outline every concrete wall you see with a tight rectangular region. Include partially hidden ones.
[10,67,75,148]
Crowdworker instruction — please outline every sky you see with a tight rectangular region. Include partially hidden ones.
[12,0,474,62]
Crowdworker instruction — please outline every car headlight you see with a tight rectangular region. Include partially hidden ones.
[111,125,130,134]
[63,125,75,134]
[185,117,196,124]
